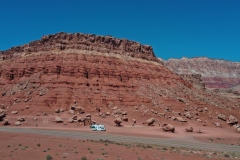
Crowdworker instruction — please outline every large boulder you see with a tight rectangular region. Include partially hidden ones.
[114,118,122,126]
[185,126,193,132]
[236,127,240,133]
[162,124,175,132]
[227,115,238,125]
[55,116,63,123]
[143,118,155,126]
[218,114,226,121]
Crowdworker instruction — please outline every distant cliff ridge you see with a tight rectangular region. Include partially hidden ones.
[164,57,240,90]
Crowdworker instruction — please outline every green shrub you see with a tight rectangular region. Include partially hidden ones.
[46,155,53,160]
[81,156,87,160]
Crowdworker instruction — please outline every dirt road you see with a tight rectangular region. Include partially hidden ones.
[1,127,240,154]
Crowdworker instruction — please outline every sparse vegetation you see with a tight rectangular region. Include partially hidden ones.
[81,156,87,160]
[46,155,53,160]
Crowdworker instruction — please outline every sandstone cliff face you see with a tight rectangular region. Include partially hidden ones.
[164,57,240,91]
[0,32,159,63]
[0,33,239,117]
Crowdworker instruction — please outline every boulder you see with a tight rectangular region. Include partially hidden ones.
[3,119,10,126]
[60,108,64,112]
[17,117,25,122]
[15,121,21,126]
[75,107,85,114]
[143,118,155,126]
[71,115,78,120]
[26,106,29,109]
[218,114,226,121]
[184,112,192,119]
[196,129,202,133]
[122,116,128,122]
[11,111,18,114]
[86,114,91,118]
[171,116,176,121]
[55,108,60,113]
[114,118,122,126]
[122,111,127,116]
[69,110,75,114]
[227,115,238,125]
[185,126,193,132]
[237,128,240,133]
[233,124,240,129]
[176,117,187,122]
[55,116,63,123]
[132,119,136,126]
[162,124,175,132]
[0,112,6,121]
[214,122,222,128]
[68,118,74,123]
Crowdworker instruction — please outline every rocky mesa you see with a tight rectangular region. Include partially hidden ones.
[0,33,239,133]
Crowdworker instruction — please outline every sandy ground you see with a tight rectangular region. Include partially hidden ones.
[1,113,240,160]
[0,132,235,160]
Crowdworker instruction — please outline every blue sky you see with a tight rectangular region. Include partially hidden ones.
[1,0,240,61]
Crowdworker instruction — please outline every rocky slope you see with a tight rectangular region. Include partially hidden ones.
[0,33,239,131]
[164,57,240,92]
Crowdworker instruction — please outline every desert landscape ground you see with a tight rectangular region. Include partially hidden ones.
[0,32,240,160]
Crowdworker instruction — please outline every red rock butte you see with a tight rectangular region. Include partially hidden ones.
[0,32,239,122]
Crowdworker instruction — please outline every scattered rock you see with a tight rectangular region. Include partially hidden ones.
[114,118,123,126]
[218,114,226,121]
[11,111,18,114]
[122,111,127,116]
[122,116,128,122]
[162,124,175,132]
[196,129,202,133]
[15,121,21,126]
[176,117,187,122]
[55,108,60,113]
[227,115,238,125]
[17,117,25,122]
[69,110,75,114]
[55,116,63,123]
[185,126,193,132]
[143,118,155,126]
[214,122,222,128]
[3,119,10,126]
[86,114,91,118]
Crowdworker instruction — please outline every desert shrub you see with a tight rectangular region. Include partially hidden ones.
[81,156,87,160]
[46,155,53,160]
